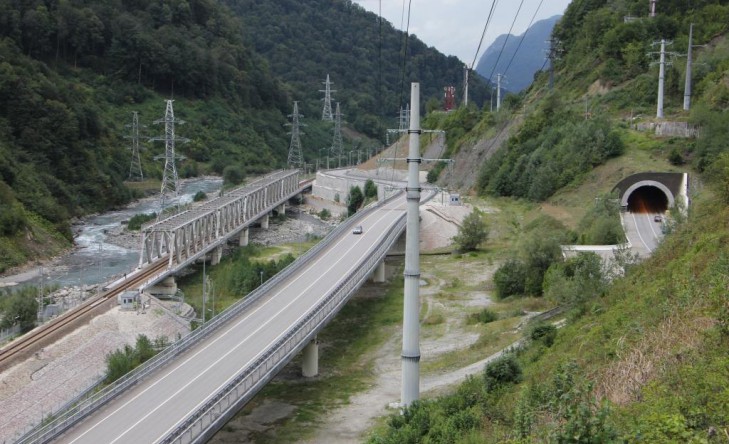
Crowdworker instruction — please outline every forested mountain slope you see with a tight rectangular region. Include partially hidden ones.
[224,0,492,136]
[0,0,483,272]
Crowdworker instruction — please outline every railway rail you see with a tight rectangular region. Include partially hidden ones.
[0,259,168,372]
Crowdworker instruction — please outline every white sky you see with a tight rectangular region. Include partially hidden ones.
[352,0,573,66]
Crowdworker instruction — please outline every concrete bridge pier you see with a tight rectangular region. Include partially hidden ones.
[239,228,249,247]
[149,276,177,297]
[211,246,223,266]
[302,337,319,377]
[261,214,270,230]
[371,260,386,283]
[276,203,286,215]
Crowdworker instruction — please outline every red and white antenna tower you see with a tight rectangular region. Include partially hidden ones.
[444,86,456,111]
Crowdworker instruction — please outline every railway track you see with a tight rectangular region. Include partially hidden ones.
[0,260,169,372]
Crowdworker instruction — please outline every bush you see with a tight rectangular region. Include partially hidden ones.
[452,209,489,251]
[318,208,331,220]
[530,324,558,347]
[0,288,38,332]
[127,213,157,231]
[471,308,498,324]
[223,165,245,186]
[364,179,377,199]
[347,185,364,216]
[493,259,528,298]
[193,191,207,202]
[483,354,522,390]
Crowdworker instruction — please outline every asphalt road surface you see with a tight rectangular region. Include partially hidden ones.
[623,211,664,255]
[57,196,408,443]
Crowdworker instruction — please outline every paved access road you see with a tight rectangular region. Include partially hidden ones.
[623,211,664,256]
[57,196,408,444]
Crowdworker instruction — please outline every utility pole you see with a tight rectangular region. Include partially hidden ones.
[320,74,335,121]
[125,111,144,181]
[150,100,188,208]
[401,82,422,407]
[650,39,673,118]
[463,65,469,107]
[496,74,503,111]
[331,102,344,168]
[286,101,305,169]
[683,24,694,111]
[649,0,657,17]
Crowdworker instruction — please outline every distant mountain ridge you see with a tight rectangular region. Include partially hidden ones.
[476,15,561,92]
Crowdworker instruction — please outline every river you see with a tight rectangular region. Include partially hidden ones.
[3,177,223,290]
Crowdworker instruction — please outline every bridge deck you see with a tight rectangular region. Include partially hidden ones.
[57,196,408,443]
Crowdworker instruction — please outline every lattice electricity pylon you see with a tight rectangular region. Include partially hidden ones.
[124,111,144,181]
[398,105,410,132]
[150,100,188,205]
[330,102,344,167]
[286,101,305,169]
[320,74,336,121]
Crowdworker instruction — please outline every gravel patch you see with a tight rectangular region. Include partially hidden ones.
[0,304,189,442]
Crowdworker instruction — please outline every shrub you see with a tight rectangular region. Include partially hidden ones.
[193,191,207,202]
[318,208,331,220]
[452,209,489,251]
[483,354,522,390]
[493,259,528,298]
[127,213,157,231]
[223,165,245,186]
[471,308,498,324]
[530,324,558,347]
[347,185,364,216]
[364,179,378,199]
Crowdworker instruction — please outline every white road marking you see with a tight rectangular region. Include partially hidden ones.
[69,198,405,443]
[630,211,652,253]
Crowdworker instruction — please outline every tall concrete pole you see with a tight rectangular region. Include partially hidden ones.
[496,74,503,111]
[657,39,666,119]
[463,65,469,107]
[401,82,421,407]
[683,24,693,111]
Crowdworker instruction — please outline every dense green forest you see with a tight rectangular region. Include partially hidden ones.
[369,0,729,442]
[224,0,492,137]
[0,0,482,272]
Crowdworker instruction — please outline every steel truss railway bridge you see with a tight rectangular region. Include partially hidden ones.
[134,169,305,294]
[19,175,432,443]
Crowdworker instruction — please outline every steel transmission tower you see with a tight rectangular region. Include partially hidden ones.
[286,101,305,169]
[320,74,336,121]
[150,100,188,205]
[398,105,410,132]
[125,111,144,181]
[331,102,344,167]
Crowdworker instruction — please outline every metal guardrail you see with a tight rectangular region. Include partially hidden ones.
[16,191,403,444]
[163,214,408,444]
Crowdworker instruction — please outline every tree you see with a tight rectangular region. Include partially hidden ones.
[0,289,38,332]
[347,185,364,216]
[452,208,488,251]
[364,179,377,199]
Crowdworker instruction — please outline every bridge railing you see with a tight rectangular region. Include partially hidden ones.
[161,212,408,444]
[16,191,402,444]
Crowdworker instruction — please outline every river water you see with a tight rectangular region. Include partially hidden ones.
[18,177,223,290]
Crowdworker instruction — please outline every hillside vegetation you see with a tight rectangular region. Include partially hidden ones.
[0,0,477,272]
[370,0,729,442]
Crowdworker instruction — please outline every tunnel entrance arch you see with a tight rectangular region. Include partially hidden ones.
[612,172,686,213]
[621,180,674,210]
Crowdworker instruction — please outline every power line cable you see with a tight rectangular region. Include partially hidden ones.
[486,0,526,84]
[501,0,545,77]
[469,1,499,70]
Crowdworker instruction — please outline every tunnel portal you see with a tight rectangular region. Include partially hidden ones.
[626,185,670,213]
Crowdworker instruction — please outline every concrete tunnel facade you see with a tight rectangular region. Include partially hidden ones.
[612,172,687,212]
